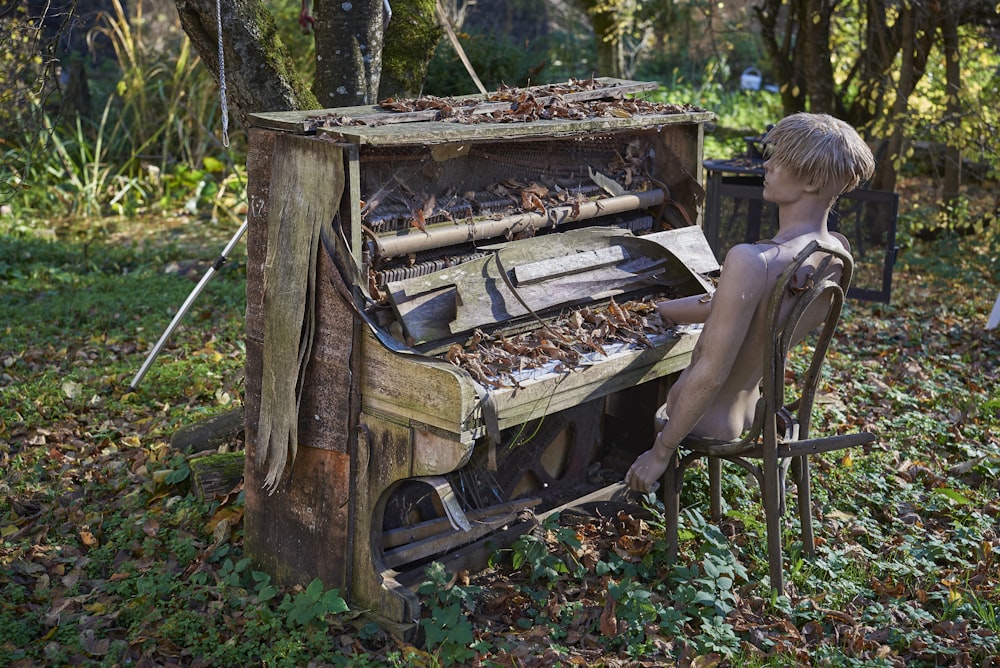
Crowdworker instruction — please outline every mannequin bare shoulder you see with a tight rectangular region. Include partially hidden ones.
[657,243,768,327]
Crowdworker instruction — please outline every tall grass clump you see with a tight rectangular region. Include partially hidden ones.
[2,0,244,222]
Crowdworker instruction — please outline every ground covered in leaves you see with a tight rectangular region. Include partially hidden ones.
[1,200,999,667]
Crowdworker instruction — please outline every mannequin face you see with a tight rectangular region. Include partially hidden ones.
[761,159,809,205]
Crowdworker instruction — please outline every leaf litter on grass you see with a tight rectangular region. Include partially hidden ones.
[1,209,999,666]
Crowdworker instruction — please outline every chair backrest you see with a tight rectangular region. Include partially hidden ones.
[760,240,853,443]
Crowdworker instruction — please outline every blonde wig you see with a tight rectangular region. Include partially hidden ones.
[763,113,876,197]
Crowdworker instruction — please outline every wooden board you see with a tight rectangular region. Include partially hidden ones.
[359,327,482,440]
[320,111,715,146]
[387,285,457,343]
[248,78,662,134]
[514,245,629,285]
[490,330,698,430]
[248,79,714,147]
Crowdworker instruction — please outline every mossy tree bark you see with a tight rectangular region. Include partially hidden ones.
[175,0,441,118]
[313,0,385,107]
[175,0,319,125]
[377,0,442,100]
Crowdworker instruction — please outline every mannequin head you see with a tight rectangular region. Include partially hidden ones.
[762,113,875,201]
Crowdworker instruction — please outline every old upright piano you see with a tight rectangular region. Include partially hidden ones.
[242,79,717,629]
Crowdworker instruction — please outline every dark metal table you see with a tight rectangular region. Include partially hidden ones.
[701,158,899,303]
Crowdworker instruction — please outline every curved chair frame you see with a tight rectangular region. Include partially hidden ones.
[660,240,876,592]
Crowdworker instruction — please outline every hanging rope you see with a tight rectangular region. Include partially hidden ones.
[215,0,230,147]
[434,0,486,95]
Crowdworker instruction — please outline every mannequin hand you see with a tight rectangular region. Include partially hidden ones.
[624,440,676,494]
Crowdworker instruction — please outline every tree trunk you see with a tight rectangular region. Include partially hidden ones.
[941,4,962,208]
[577,0,624,78]
[175,0,318,126]
[799,0,835,113]
[313,0,386,107]
[871,7,916,194]
[754,0,803,114]
[378,0,442,100]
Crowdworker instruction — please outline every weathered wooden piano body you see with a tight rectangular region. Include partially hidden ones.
[242,79,717,630]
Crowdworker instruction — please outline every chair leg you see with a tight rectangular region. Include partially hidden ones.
[662,454,682,563]
[777,457,790,516]
[761,447,785,593]
[793,455,815,556]
[708,457,723,523]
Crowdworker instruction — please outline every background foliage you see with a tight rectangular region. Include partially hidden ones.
[2,0,997,229]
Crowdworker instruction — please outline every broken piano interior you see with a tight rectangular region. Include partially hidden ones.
[243,79,717,629]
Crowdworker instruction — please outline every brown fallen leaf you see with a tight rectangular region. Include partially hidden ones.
[599,594,618,638]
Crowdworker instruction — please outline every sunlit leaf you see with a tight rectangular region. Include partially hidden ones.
[933,487,973,505]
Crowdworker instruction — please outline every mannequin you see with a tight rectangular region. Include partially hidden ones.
[625,113,876,494]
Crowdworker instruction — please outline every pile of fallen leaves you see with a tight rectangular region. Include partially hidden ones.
[310,78,700,129]
[443,296,671,387]
[376,87,697,125]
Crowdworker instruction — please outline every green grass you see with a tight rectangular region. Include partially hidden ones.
[0,216,246,435]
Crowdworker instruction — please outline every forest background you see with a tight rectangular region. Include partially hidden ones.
[1,0,999,666]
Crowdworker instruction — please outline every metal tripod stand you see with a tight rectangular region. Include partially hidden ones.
[129,219,248,389]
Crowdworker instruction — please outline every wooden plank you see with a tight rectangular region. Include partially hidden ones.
[514,245,629,285]
[382,498,540,548]
[445,228,713,336]
[359,328,482,440]
[350,416,422,626]
[386,225,719,344]
[382,508,523,569]
[243,133,354,593]
[642,226,721,276]
[360,322,698,440]
[388,284,457,344]
[391,519,538,590]
[247,78,664,133]
[249,105,383,133]
[320,111,716,147]
[537,481,632,520]
[449,257,662,334]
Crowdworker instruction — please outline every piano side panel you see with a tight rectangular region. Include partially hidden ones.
[244,132,354,591]
[244,126,274,467]
[350,415,422,627]
[649,125,706,228]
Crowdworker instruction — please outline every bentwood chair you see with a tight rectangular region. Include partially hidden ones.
[659,240,876,593]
